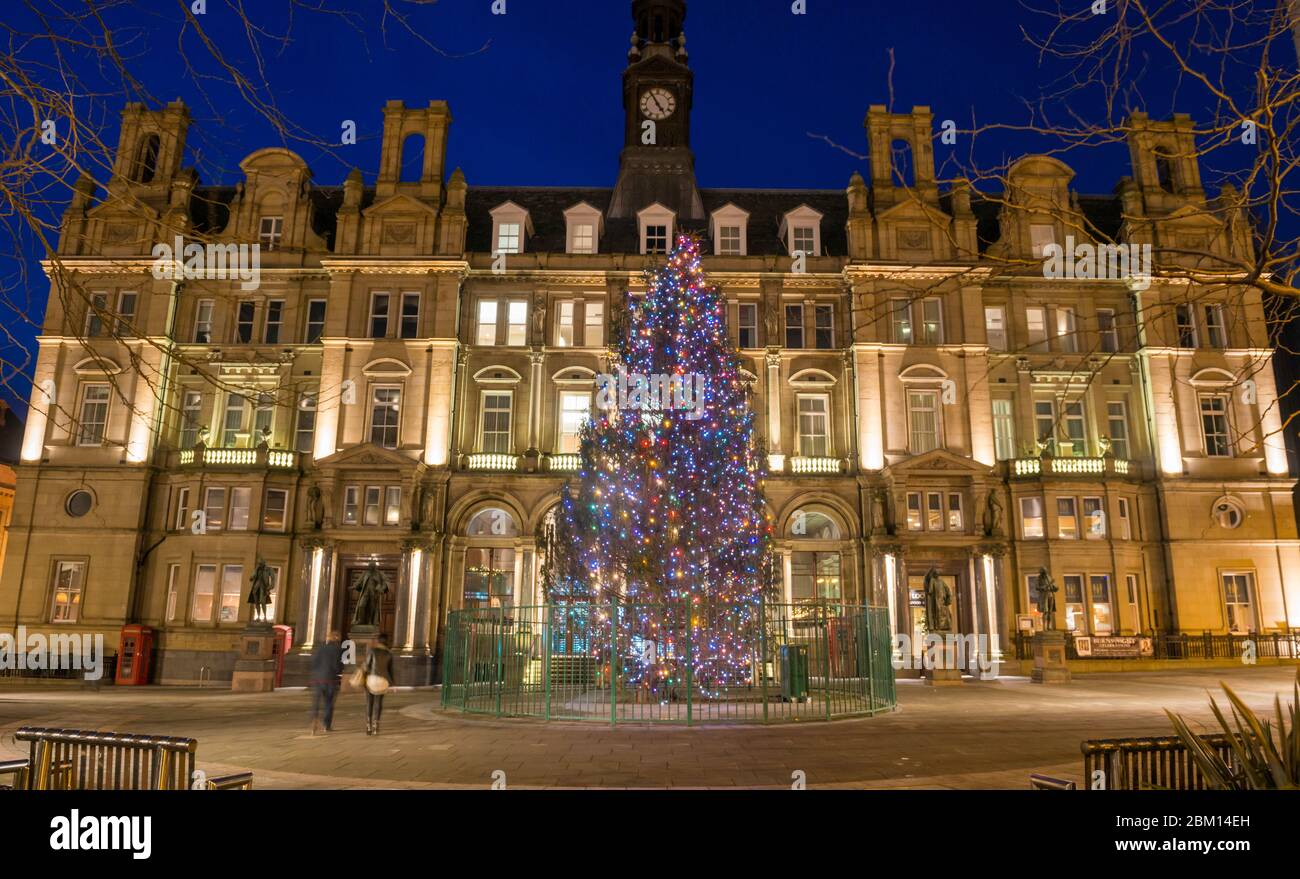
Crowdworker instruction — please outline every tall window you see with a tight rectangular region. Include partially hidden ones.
[1223,572,1256,634]
[1175,304,1197,348]
[1204,304,1227,348]
[1083,497,1105,539]
[1107,401,1129,460]
[1026,306,1048,352]
[1056,307,1077,353]
[907,390,940,454]
[50,560,84,622]
[790,552,841,601]
[507,301,528,346]
[1020,496,1044,539]
[584,302,605,348]
[369,293,390,339]
[465,548,515,610]
[480,392,513,454]
[258,216,283,250]
[191,565,217,622]
[385,487,402,527]
[718,225,742,255]
[891,299,912,344]
[927,492,944,531]
[797,396,830,457]
[558,392,590,454]
[918,299,943,344]
[476,300,498,346]
[556,301,575,346]
[342,487,360,525]
[814,305,835,349]
[784,305,804,349]
[165,564,180,622]
[229,487,251,531]
[77,384,111,446]
[194,300,214,343]
[1090,575,1114,635]
[116,291,138,334]
[253,393,274,442]
[947,493,964,531]
[203,487,226,531]
[369,387,401,449]
[264,488,288,531]
[496,222,522,255]
[906,493,923,531]
[1057,497,1078,539]
[180,390,203,449]
[1034,400,1056,448]
[219,565,243,622]
[264,300,284,344]
[991,398,1016,461]
[985,306,1007,351]
[1097,308,1118,353]
[295,394,317,454]
[85,292,109,337]
[364,487,382,526]
[174,487,191,531]
[1117,497,1132,540]
[400,293,421,339]
[235,301,256,343]
[1061,401,1086,456]
[1063,575,1085,632]
[738,303,758,348]
[221,394,246,446]
[1200,394,1231,457]
[305,299,327,343]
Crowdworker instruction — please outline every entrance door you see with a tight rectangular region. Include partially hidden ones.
[341,565,399,641]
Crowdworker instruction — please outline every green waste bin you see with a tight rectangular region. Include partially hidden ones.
[780,644,809,703]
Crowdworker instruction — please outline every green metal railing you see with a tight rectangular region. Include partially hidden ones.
[441,602,897,725]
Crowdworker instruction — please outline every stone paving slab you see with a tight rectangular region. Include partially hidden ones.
[0,666,1294,789]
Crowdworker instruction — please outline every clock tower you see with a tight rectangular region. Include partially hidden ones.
[609,0,704,220]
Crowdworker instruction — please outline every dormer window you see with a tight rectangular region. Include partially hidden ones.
[259,216,283,251]
[489,202,533,256]
[1029,223,1056,258]
[710,203,750,256]
[780,205,823,258]
[637,203,676,256]
[564,202,603,255]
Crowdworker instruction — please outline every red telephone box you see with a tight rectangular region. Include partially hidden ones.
[115,624,154,686]
[271,625,293,688]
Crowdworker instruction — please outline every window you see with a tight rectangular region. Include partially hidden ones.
[947,494,964,531]
[180,391,203,449]
[1020,496,1045,538]
[644,224,668,254]
[400,293,421,339]
[1204,304,1227,348]
[584,302,604,347]
[1223,572,1256,634]
[1056,307,1077,353]
[784,305,804,349]
[1214,498,1244,530]
[993,398,1016,461]
[191,565,217,622]
[1055,497,1079,540]
[738,303,758,349]
[891,299,912,344]
[221,394,246,446]
[1030,224,1056,258]
[555,301,575,347]
[1063,575,1085,632]
[174,488,191,531]
[203,487,226,531]
[1200,394,1231,457]
[165,564,180,623]
[906,493,923,531]
[464,547,515,610]
[1083,497,1105,540]
[907,390,940,454]
[85,292,108,337]
[77,384,111,446]
[477,300,499,346]
[1117,497,1132,540]
[718,225,742,255]
[1034,400,1056,448]
[1090,575,1114,635]
[927,492,943,531]
[369,293,390,339]
[229,487,251,531]
[1061,401,1086,456]
[342,486,360,525]
[570,223,595,254]
[481,392,513,454]
[1125,573,1140,628]
[295,394,317,454]
[50,560,85,622]
[219,565,243,622]
[559,392,591,454]
[264,488,288,531]
[385,487,402,527]
[797,396,829,457]
[507,301,528,346]
[496,222,522,255]
[234,301,256,343]
[1097,308,1118,353]
[305,299,327,343]
[364,487,382,526]
[790,552,841,601]
[1026,306,1048,352]
[1175,304,1197,348]
[264,300,284,344]
[194,300,214,343]
[1106,401,1129,460]
[252,393,273,442]
[814,305,835,349]
[985,306,1007,351]
[369,387,401,449]
[919,299,943,345]
[258,216,283,250]
[792,226,816,256]
[116,292,138,334]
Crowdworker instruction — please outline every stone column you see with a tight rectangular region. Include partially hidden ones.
[766,350,783,465]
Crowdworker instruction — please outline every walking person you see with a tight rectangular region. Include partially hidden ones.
[362,633,395,736]
[310,631,344,734]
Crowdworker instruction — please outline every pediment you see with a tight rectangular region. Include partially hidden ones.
[887,448,991,475]
[314,443,420,470]
[875,199,950,224]
[363,193,440,219]
[86,195,160,221]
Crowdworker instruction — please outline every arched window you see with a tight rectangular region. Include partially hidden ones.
[464,506,519,610]
[400,133,425,183]
[135,134,160,183]
[787,507,843,603]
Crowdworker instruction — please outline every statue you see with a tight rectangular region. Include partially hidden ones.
[1035,567,1059,630]
[982,490,1003,538]
[352,560,389,629]
[870,489,887,535]
[246,557,276,624]
[923,567,953,632]
[416,483,438,532]
[306,484,324,531]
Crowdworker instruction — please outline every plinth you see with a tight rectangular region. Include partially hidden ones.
[230,623,277,692]
[1031,629,1071,684]
[924,635,964,686]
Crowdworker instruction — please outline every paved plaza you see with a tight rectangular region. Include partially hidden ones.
[0,667,1295,789]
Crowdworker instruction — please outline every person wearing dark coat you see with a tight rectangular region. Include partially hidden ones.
[362,633,395,736]
[309,631,344,734]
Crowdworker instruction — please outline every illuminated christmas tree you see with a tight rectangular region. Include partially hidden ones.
[547,235,777,693]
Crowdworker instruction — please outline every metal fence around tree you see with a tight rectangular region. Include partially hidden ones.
[441,602,897,725]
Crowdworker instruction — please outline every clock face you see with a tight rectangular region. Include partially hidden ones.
[640,87,677,121]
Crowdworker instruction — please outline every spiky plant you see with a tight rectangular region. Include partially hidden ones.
[1165,671,1299,790]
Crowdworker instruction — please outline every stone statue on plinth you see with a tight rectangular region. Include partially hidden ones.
[923,567,953,632]
[352,560,389,629]
[1034,567,1059,630]
[246,557,276,625]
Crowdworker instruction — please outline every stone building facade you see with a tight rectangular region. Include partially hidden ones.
[2,0,1296,684]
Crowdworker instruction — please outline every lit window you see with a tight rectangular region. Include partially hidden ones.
[496,222,522,255]
[1056,307,1077,353]
[797,396,829,457]
[718,225,742,255]
[1063,575,1085,632]
[556,301,575,347]
[477,300,499,346]
[295,393,317,454]
[191,565,217,622]
[919,299,943,345]
[947,494,964,531]
[985,306,1007,351]
[907,390,940,454]
[570,223,595,254]
[1091,575,1114,635]
[77,384,111,446]
[891,299,912,344]
[559,392,591,454]
[50,561,84,623]
[1106,401,1129,460]
[792,226,816,256]
[259,216,284,250]
[180,391,203,449]
[1223,572,1256,634]
[1083,497,1105,540]
[1057,497,1078,539]
[229,486,251,531]
[1030,224,1055,258]
[507,301,528,346]
[993,398,1016,461]
[342,486,360,525]
[194,300,214,343]
[264,488,288,531]
[369,387,401,449]
[481,393,513,454]
[385,487,402,527]
[364,487,382,527]
[1020,496,1044,539]
[1026,306,1048,351]
[907,493,923,531]
[203,487,226,531]
[927,492,943,531]
[584,302,605,347]
[219,565,243,622]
